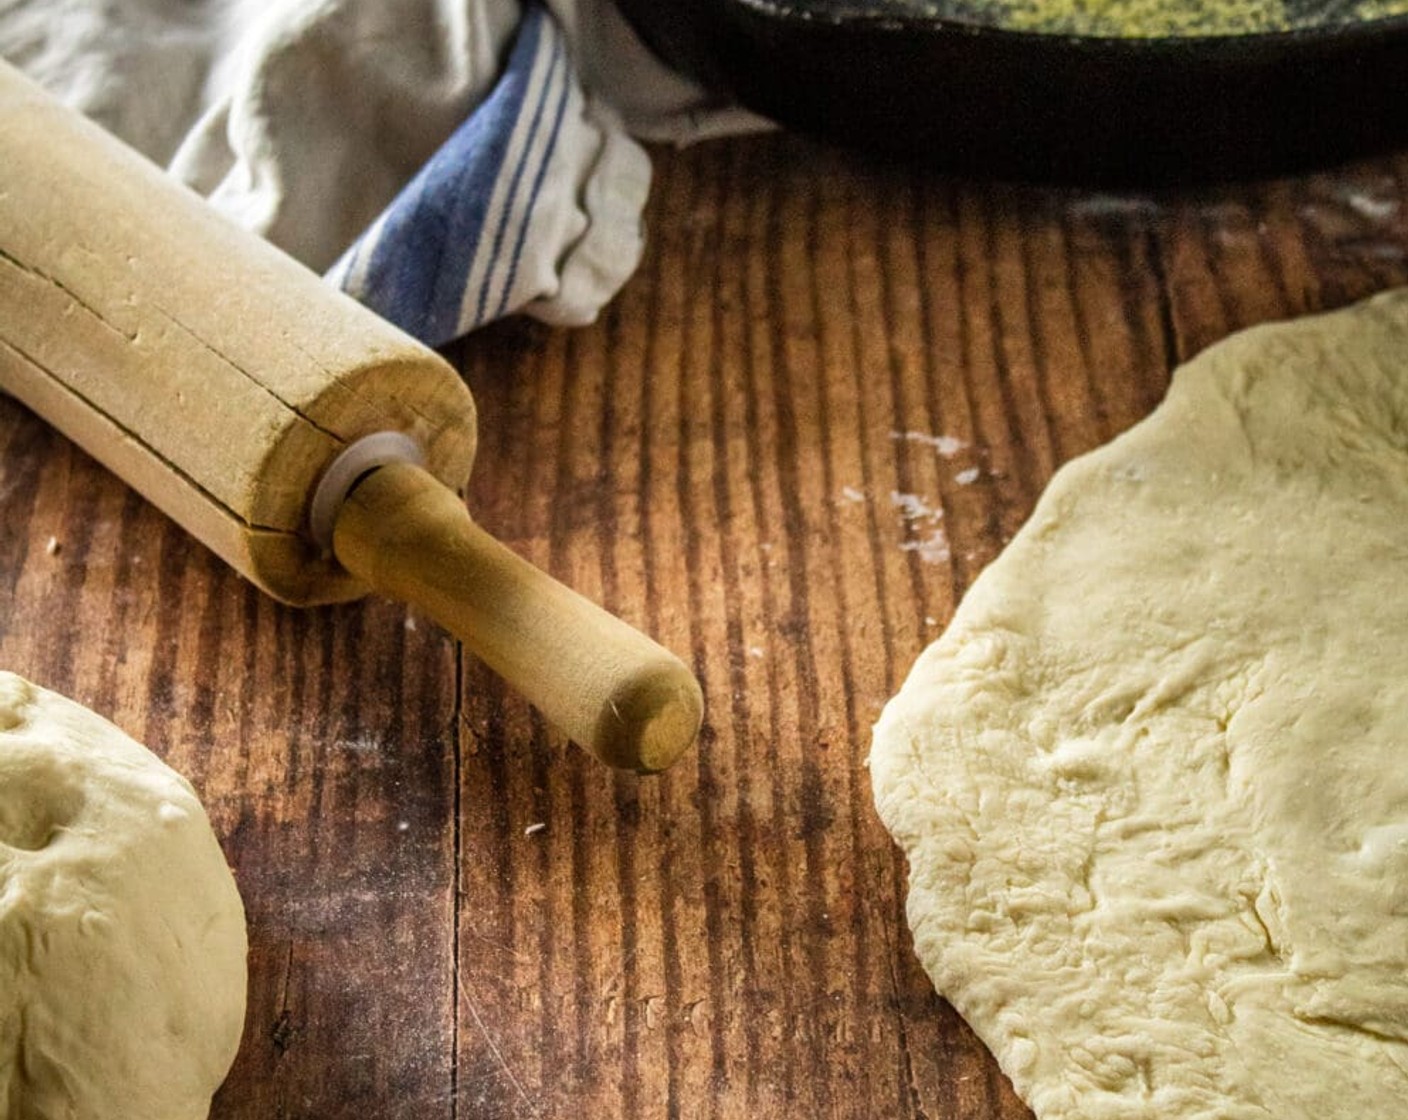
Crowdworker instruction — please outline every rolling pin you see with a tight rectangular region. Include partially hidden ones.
[0,59,702,773]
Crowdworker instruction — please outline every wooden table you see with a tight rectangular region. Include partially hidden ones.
[3,131,1407,1119]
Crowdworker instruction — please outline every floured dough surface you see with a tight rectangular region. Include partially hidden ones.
[0,672,247,1119]
[871,290,1408,1119]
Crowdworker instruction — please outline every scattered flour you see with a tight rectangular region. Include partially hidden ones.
[900,529,952,565]
[891,491,950,564]
[890,491,942,523]
[1342,191,1400,221]
[890,430,967,458]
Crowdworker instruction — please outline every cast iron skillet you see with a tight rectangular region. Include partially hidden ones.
[615,0,1408,185]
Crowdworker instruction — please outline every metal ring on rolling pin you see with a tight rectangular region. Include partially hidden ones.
[308,432,426,553]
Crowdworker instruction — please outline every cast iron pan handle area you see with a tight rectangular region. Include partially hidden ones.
[615,0,1408,185]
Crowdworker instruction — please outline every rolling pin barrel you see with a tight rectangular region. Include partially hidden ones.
[0,59,702,771]
[0,58,477,606]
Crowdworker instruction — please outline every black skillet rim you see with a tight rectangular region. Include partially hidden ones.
[618,0,1408,185]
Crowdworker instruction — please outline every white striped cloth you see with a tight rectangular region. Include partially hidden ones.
[1,0,766,348]
[326,6,626,343]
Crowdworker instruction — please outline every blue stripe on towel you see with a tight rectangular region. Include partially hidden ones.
[474,29,563,327]
[494,52,571,320]
[337,4,555,346]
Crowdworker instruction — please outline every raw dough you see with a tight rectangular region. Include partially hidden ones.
[0,672,247,1119]
[871,290,1408,1119]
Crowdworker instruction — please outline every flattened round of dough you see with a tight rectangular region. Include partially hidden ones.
[871,290,1408,1120]
[0,672,247,1119]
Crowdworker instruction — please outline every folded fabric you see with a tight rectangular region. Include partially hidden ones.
[0,0,767,347]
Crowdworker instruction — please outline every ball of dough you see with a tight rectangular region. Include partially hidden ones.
[0,672,247,1119]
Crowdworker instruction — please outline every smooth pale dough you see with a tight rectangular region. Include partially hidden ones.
[871,289,1408,1119]
[0,672,247,1119]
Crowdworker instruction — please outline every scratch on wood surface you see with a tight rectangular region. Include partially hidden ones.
[272,941,299,1058]
[461,929,531,963]
[598,946,639,1001]
[459,982,537,1116]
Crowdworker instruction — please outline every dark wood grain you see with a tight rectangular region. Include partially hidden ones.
[3,132,1407,1119]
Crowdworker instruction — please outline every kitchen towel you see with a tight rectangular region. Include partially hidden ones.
[0,0,766,347]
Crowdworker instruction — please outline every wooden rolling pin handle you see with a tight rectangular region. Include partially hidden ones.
[331,462,704,773]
